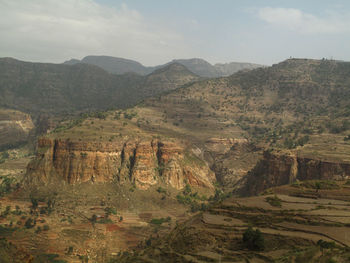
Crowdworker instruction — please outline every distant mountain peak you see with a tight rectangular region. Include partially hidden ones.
[62,55,263,78]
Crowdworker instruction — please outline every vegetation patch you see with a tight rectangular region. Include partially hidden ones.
[242,226,265,251]
[265,195,282,207]
[150,217,171,225]
[295,180,340,190]
[32,253,67,263]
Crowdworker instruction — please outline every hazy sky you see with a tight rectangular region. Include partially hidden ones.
[0,0,349,65]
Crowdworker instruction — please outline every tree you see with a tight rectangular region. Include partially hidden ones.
[30,197,38,210]
[25,218,35,229]
[317,239,335,255]
[90,214,97,225]
[242,226,265,251]
[315,182,321,193]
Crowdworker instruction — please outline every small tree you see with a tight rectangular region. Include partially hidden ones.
[317,239,335,255]
[67,246,74,255]
[25,218,35,229]
[315,182,321,193]
[30,197,38,210]
[90,214,97,225]
[242,226,265,251]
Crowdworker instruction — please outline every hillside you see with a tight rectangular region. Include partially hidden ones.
[0,58,199,117]
[3,58,350,262]
[79,55,151,75]
[114,180,350,262]
[25,58,350,190]
[140,58,350,148]
[63,55,263,77]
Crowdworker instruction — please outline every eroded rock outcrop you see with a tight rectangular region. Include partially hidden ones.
[26,137,215,190]
[0,109,34,149]
[243,151,350,195]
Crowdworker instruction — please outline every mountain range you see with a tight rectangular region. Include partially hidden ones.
[0,58,199,116]
[63,55,263,77]
[2,57,350,263]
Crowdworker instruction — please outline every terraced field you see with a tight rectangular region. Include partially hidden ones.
[0,183,191,262]
[114,180,350,262]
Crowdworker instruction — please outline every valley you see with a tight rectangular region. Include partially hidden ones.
[1,58,350,262]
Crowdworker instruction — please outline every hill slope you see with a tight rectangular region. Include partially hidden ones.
[0,58,199,116]
[26,58,350,191]
[81,55,151,75]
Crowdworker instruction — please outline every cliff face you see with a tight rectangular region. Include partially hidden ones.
[243,151,350,195]
[26,138,215,190]
[204,138,260,187]
[0,109,34,150]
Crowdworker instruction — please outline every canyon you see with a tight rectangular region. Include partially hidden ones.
[1,58,350,262]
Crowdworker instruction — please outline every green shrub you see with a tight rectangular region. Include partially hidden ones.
[150,217,171,225]
[24,218,35,229]
[156,187,167,194]
[265,195,282,207]
[242,227,265,251]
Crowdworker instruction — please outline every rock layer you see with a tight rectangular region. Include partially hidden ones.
[26,137,215,190]
[243,151,350,195]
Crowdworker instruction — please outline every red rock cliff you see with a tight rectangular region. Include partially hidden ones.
[243,151,350,195]
[26,137,215,190]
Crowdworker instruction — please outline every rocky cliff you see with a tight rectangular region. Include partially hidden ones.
[0,109,34,150]
[204,138,261,187]
[243,151,350,195]
[26,137,215,190]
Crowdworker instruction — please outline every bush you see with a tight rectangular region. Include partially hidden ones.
[150,217,171,225]
[265,195,282,207]
[104,207,117,215]
[25,218,35,229]
[242,227,265,251]
[35,226,42,234]
[156,187,167,194]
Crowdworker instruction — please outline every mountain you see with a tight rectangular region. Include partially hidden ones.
[63,55,263,77]
[81,55,151,75]
[214,61,265,76]
[169,58,219,78]
[26,58,350,190]
[10,58,350,262]
[171,58,264,77]
[0,58,199,116]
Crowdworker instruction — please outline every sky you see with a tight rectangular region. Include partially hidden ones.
[0,0,349,66]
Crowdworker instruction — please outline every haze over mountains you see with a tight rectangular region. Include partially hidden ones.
[63,55,263,77]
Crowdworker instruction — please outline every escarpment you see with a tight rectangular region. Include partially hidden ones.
[26,137,215,190]
[0,109,35,150]
[243,151,350,195]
